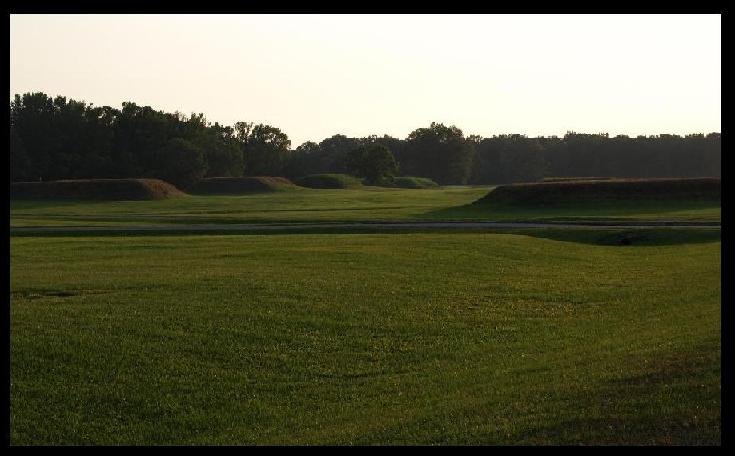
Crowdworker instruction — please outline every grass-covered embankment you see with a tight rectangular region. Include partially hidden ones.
[426,178,721,223]
[190,176,300,195]
[11,178,186,201]
[475,177,720,206]
[541,177,615,183]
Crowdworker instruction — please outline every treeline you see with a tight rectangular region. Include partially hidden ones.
[10,92,721,188]
[469,132,721,184]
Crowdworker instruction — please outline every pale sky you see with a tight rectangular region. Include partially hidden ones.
[10,14,721,147]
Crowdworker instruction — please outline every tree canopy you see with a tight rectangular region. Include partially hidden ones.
[10,92,721,187]
[345,143,399,185]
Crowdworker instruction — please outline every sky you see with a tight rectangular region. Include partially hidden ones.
[10,14,721,147]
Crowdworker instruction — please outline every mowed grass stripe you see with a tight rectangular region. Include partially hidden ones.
[10,233,720,445]
[11,186,721,227]
[9,187,491,226]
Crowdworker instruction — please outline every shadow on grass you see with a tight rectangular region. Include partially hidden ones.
[342,343,720,445]
[10,226,721,247]
[510,345,721,446]
[512,228,721,246]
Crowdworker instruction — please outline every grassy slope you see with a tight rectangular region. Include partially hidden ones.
[190,176,299,195]
[11,178,185,201]
[429,199,722,222]
[10,233,720,445]
[10,186,721,227]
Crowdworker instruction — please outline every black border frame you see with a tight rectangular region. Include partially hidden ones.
[3,5,728,455]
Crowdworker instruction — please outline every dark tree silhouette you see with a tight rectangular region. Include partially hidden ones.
[152,138,207,189]
[9,92,721,188]
[241,124,291,176]
[345,143,398,185]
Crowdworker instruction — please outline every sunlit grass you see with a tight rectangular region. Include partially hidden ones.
[10,232,720,445]
[11,186,720,227]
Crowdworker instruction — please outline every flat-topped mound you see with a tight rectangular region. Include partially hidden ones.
[392,176,440,189]
[476,177,721,206]
[542,177,615,183]
[294,174,363,189]
[191,176,299,194]
[11,178,186,201]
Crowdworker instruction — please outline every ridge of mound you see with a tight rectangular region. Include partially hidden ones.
[476,177,721,206]
[191,176,299,194]
[294,174,363,189]
[11,178,186,201]
[541,176,615,183]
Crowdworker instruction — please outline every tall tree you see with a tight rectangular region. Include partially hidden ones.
[151,137,207,189]
[242,124,291,176]
[345,144,398,185]
[283,141,321,178]
[403,122,475,184]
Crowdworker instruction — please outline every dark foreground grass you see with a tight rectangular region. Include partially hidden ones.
[10,232,720,445]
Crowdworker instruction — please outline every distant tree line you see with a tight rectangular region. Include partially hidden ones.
[10,92,721,188]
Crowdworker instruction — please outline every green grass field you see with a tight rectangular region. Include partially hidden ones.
[10,230,720,445]
[10,186,721,227]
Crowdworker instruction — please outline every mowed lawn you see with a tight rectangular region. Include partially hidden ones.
[9,187,491,226]
[10,232,720,445]
[10,186,721,227]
